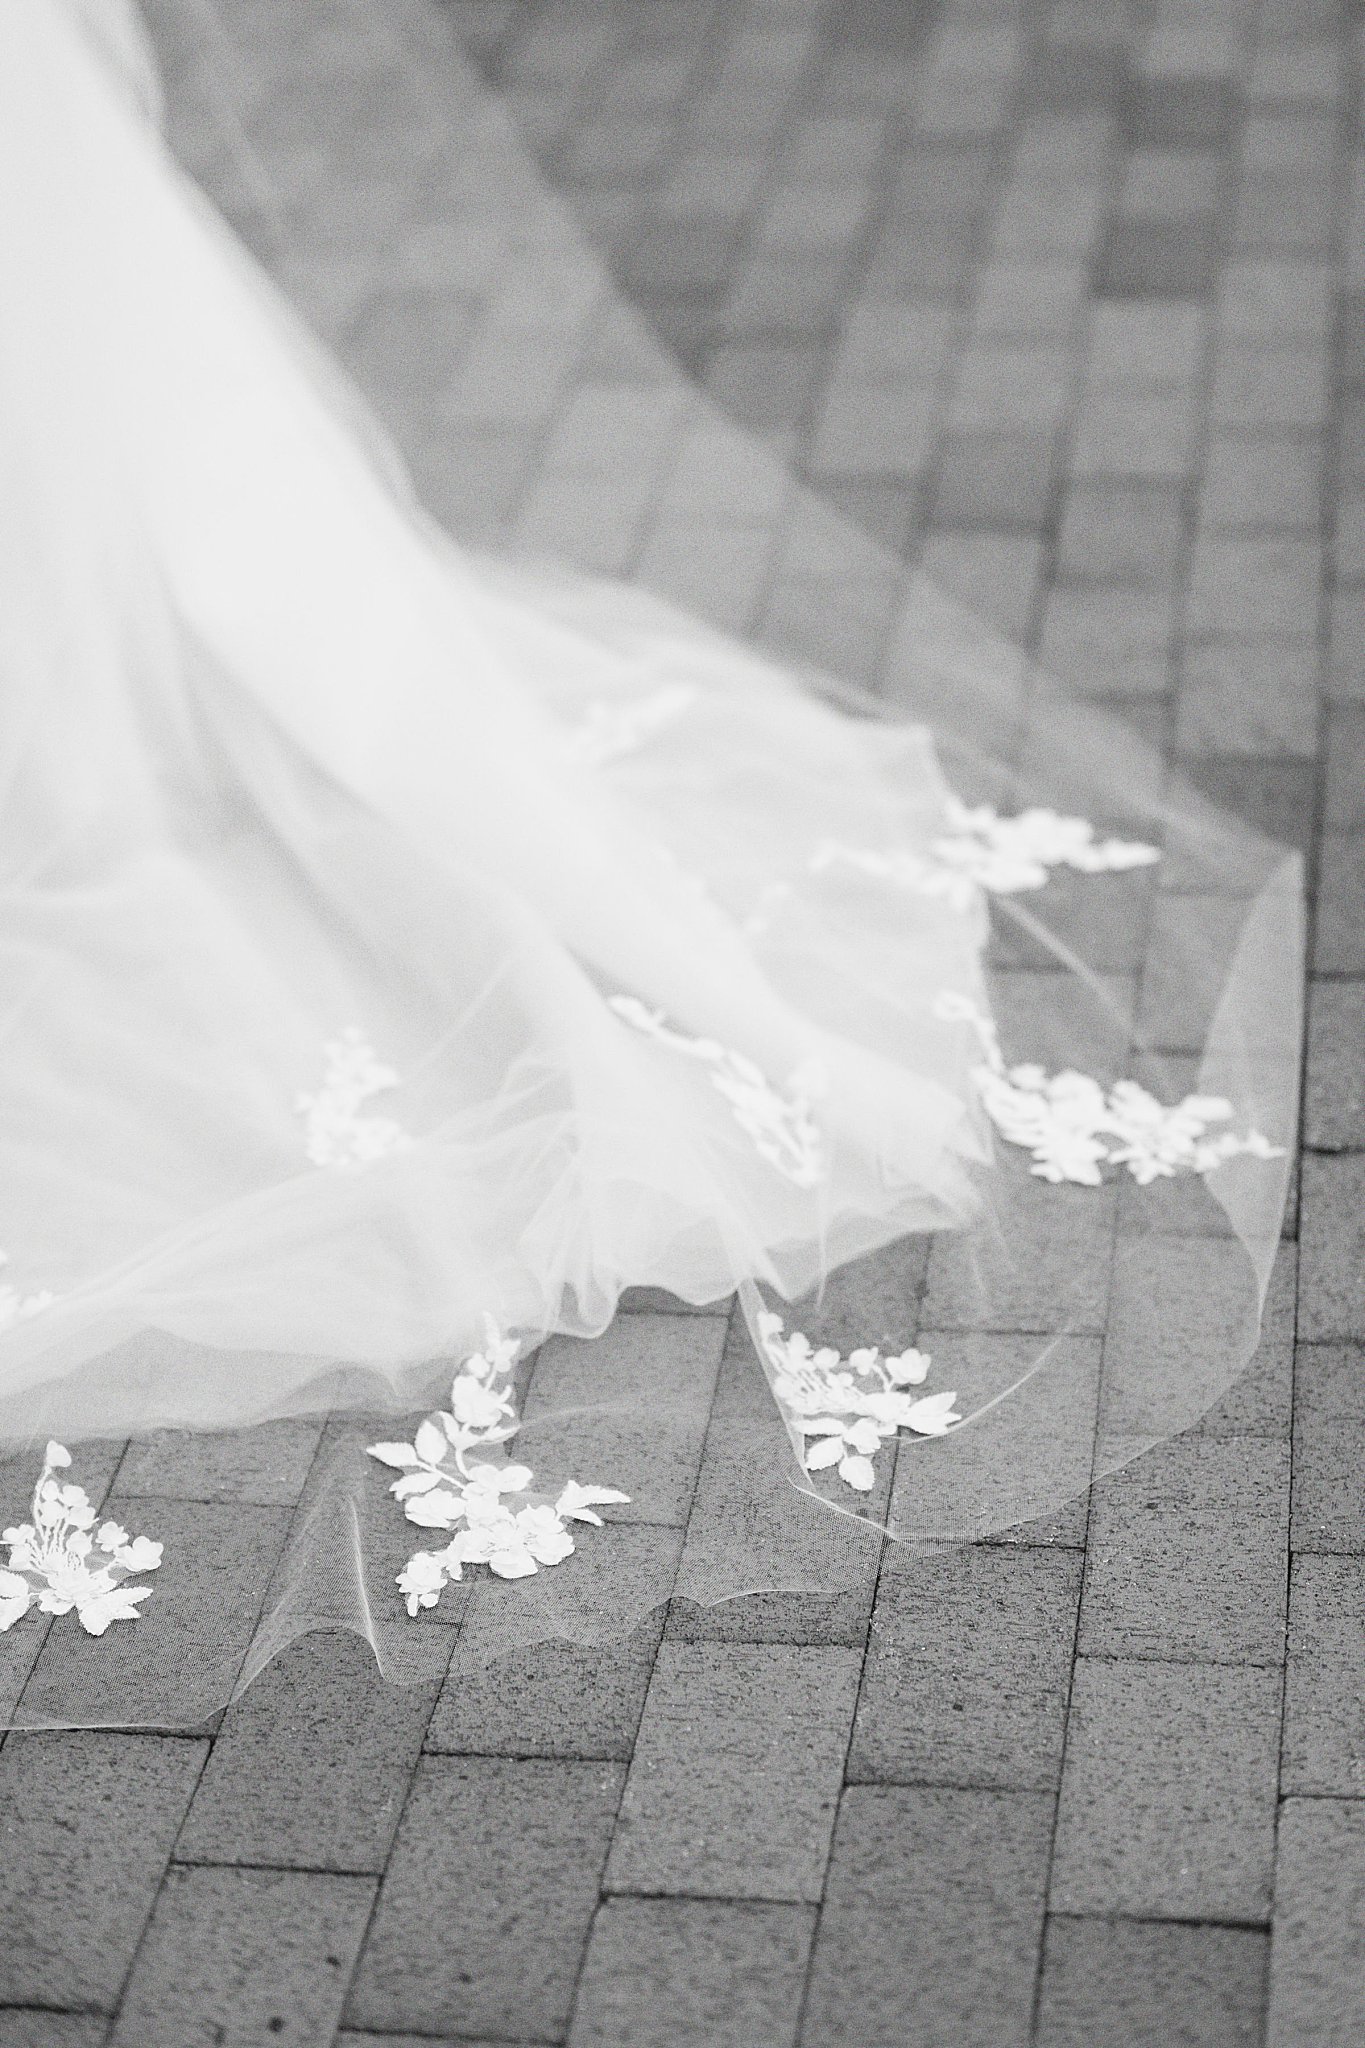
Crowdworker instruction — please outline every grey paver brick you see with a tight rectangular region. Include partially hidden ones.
[801,1785,1053,2048]
[1290,1341,1365,1550]
[1084,302,1208,386]
[0,1732,206,2010]
[604,1642,857,1901]
[887,1332,1102,1547]
[523,1314,726,1528]
[17,1499,292,1727]
[336,2036,470,2048]
[1119,147,1222,220]
[1174,639,1320,757]
[1095,216,1220,297]
[1210,347,1330,431]
[0,2021,108,2048]
[1282,1552,1365,1795]
[1328,588,1365,699]
[1185,535,1322,641]
[568,1897,814,2048]
[671,1324,883,1642]
[112,1419,323,1505]
[347,1756,623,2040]
[425,1526,676,1758]
[1298,1158,1365,1342]
[1070,386,1198,480]
[1189,1240,1297,1437]
[1036,582,1174,695]
[848,1546,1081,1790]
[1126,77,1239,151]
[1079,1434,1289,1664]
[1035,1916,1267,2047]
[1268,1800,1365,2048]
[1050,1658,1280,1920]
[110,1864,375,2048]
[923,1176,1116,1334]
[1313,833,1365,972]
[933,430,1056,528]
[1200,434,1323,529]
[1305,979,1365,1149]
[175,1628,435,1871]
[1056,482,1184,584]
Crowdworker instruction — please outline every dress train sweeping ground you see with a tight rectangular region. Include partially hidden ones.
[0,0,1301,1724]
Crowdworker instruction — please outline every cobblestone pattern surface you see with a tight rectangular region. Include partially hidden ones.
[3,0,1361,2041]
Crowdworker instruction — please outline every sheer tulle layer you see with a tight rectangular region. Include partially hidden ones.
[0,1,1301,1726]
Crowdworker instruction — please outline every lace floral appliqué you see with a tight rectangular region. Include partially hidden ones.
[935,991,1285,1186]
[758,1313,960,1492]
[297,1027,413,1171]
[811,800,1159,913]
[0,1252,55,1332]
[0,1442,162,1636]
[569,686,696,768]
[369,1316,628,1615]
[609,995,827,1188]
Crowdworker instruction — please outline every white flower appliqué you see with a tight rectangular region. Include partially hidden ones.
[368,1316,629,1616]
[296,1027,413,1171]
[0,1252,55,1331]
[569,686,696,768]
[608,995,827,1188]
[758,1313,959,1492]
[812,801,1159,912]
[934,991,1285,1186]
[0,1442,162,1637]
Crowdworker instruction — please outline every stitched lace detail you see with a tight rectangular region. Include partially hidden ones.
[609,995,827,1188]
[296,1028,413,1170]
[0,1442,162,1637]
[369,1316,629,1615]
[811,801,1160,913]
[0,1252,55,1331]
[569,686,696,768]
[758,1313,959,1492]
[935,991,1285,1185]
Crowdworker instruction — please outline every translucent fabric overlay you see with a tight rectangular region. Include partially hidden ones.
[0,0,1301,1726]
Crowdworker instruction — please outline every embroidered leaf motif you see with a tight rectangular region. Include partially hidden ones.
[933,991,1286,1185]
[0,1442,162,1636]
[757,1314,959,1494]
[296,1027,413,1171]
[608,995,827,1188]
[369,1315,629,1616]
[568,686,696,768]
[810,801,1160,913]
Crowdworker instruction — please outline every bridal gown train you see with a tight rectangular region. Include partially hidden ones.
[0,0,1303,1722]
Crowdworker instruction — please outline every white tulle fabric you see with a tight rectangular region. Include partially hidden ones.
[0,0,1302,1725]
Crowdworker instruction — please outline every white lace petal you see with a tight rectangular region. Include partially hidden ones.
[296,1027,413,1171]
[758,1314,959,1492]
[810,803,1160,909]
[368,1319,629,1616]
[934,991,1287,1186]
[0,1444,160,1635]
[609,995,826,1188]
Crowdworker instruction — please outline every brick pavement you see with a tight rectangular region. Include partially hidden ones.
[1,0,1361,2041]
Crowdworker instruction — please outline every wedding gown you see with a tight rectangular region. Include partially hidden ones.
[0,0,1302,1725]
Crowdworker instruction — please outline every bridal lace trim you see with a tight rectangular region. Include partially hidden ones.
[934,991,1285,1185]
[811,801,1160,913]
[296,1028,413,1170]
[759,1313,959,1492]
[0,1443,162,1637]
[569,685,696,767]
[368,1317,629,1615]
[608,995,828,1188]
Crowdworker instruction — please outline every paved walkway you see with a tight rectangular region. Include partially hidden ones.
[2,0,1363,2042]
